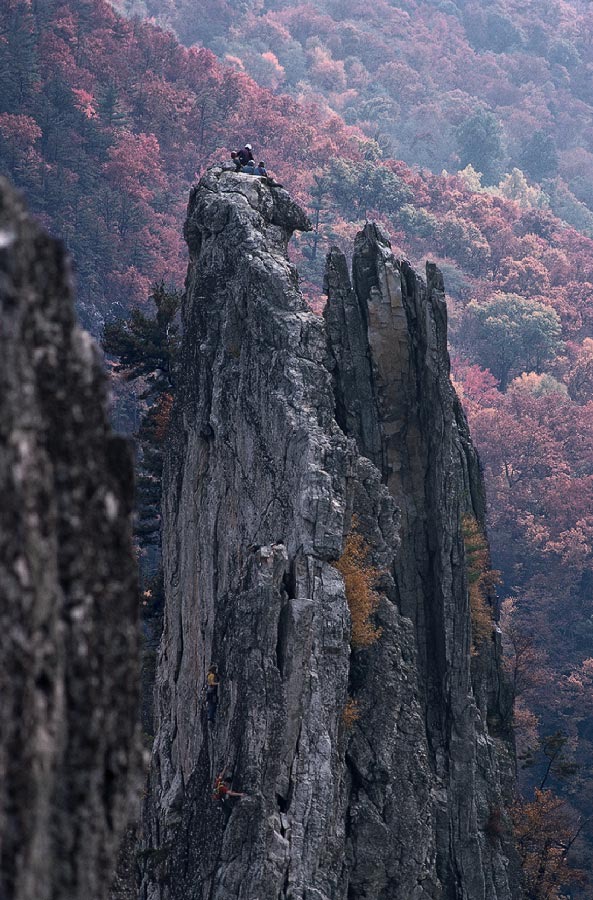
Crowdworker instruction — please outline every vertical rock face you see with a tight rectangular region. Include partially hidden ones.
[142,168,518,900]
[0,179,140,900]
[325,226,517,898]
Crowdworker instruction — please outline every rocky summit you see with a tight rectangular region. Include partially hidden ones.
[0,179,140,900]
[140,167,519,899]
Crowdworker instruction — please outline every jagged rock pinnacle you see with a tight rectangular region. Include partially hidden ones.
[325,230,518,897]
[184,166,311,261]
[140,169,519,900]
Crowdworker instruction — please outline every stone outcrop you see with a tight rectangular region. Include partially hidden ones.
[324,228,517,898]
[0,179,141,900]
[141,168,519,899]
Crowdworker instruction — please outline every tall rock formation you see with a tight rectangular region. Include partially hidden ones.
[324,229,516,898]
[141,168,518,899]
[0,179,140,900]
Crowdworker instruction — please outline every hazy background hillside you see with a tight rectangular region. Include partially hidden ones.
[113,0,593,235]
[3,0,593,892]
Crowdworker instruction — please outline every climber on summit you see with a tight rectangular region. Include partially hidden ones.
[241,160,269,177]
[205,663,219,723]
[231,144,253,171]
[212,766,247,802]
[237,143,254,167]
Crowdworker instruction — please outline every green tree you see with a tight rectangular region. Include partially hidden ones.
[547,181,593,238]
[455,109,505,185]
[436,213,491,276]
[302,173,331,262]
[519,132,559,182]
[521,731,579,790]
[461,293,563,389]
[398,203,438,239]
[328,158,412,218]
[495,168,549,209]
[102,282,181,549]
[485,12,523,52]
[103,284,180,738]
[549,39,581,70]
[103,281,180,391]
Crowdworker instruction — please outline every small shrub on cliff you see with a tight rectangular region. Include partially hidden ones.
[335,518,383,649]
[462,514,499,653]
[342,698,361,729]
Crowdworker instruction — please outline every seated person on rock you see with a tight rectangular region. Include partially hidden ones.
[237,143,254,168]
[231,144,253,171]
[242,160,269,177]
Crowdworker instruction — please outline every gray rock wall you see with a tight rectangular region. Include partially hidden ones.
[325,227,518,898]
[141,168,519,900]
[0,179,141,900]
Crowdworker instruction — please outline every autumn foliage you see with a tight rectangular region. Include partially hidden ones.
[335,520,382,650]
[342,698,360,730]
[512,790,585,899]
[153,392,174,442]
[0,0,367,324]
[461,514,498,653]
[5,0,593,885]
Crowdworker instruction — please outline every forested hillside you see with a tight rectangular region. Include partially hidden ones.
[0,0,363,326]
[113,0,593,234]
[3,0,593,892]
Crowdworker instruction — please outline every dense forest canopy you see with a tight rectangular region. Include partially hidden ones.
[3,0,593,892]
[112,0,593,221]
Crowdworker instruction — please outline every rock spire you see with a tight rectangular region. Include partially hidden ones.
[141,168,518,899]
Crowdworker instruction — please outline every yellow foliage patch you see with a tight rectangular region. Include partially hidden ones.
[512,790,586,898]
[342,698,360,729]
[334,518,383,649]
[461,514,500,653]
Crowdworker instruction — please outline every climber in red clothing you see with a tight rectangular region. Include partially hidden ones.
[212,766,247,802]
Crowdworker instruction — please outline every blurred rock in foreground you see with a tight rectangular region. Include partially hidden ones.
[0,179,140,900]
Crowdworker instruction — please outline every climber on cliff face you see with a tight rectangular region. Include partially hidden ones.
[205,663,219,723]
[213,766,247,802]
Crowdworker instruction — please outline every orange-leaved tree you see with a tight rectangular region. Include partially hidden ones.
[342,698,361,730]
[334,517,383,650]
[512,789,586,899]
[461,514,499,654]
